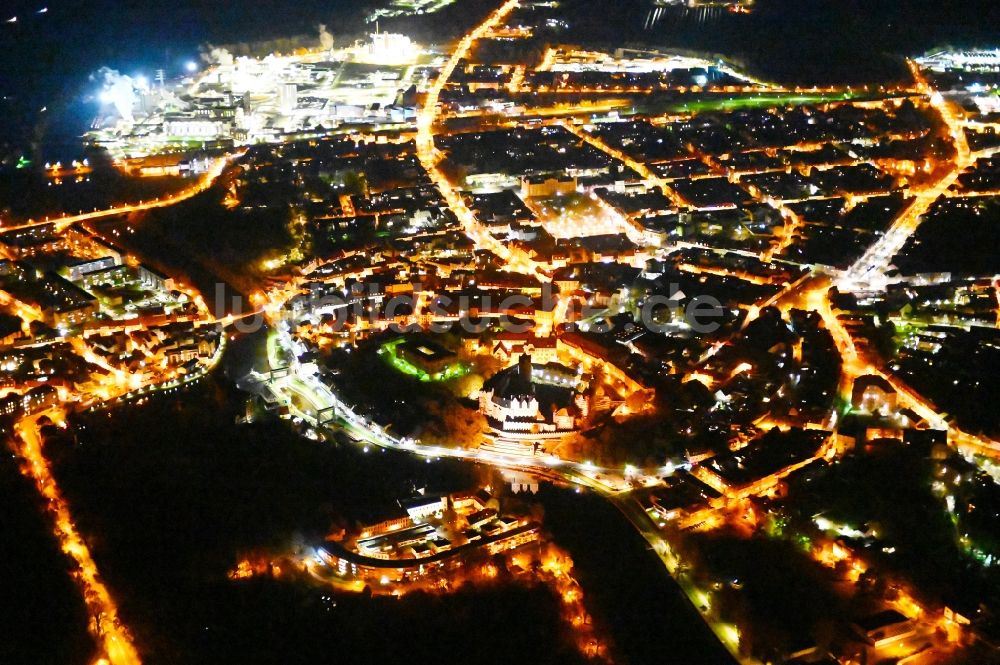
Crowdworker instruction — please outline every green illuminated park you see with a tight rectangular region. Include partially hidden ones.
[378,337,471,382]
[658,90,866,114]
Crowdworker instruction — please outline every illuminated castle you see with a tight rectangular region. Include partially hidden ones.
[479,354,591,437]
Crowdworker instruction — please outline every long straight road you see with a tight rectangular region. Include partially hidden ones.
[557,119,690,208]
[14,414,142,665]
[841,61,972,289]
[415,0,525,268]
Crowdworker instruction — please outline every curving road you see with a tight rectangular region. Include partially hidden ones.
[2,153,239,234]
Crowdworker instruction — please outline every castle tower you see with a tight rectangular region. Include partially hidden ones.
[518,353,532,381]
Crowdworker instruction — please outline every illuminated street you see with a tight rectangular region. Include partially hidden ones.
[14,414,141,665]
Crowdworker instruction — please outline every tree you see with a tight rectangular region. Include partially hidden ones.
[450,372,484,399]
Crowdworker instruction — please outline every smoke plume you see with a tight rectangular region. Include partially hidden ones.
[93,67,137,123]
[201,46,235,67]
[318,24,334,51]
